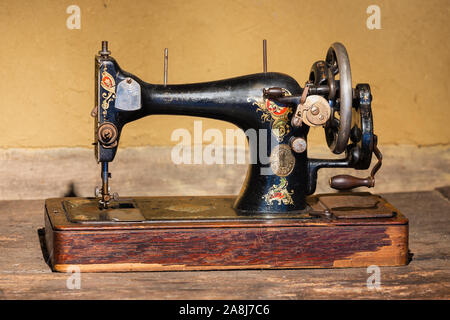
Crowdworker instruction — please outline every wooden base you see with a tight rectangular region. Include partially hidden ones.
[44,193,409,272]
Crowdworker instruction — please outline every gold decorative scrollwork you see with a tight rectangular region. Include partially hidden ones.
[100,66,116,117]
[262,177,294,205]
[248,91,292,141]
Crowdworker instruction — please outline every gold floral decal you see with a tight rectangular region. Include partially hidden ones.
[262,177,294,205]
[248,92,292,141]
[100,66,116,117]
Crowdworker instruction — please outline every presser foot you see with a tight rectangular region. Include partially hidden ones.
[95,186,119,209]
[43,193,409,272]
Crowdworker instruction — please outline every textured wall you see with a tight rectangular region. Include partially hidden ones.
[0,0,449,149]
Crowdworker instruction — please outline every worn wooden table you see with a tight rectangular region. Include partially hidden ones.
[0,189,448,299]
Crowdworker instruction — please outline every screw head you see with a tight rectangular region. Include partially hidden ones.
[290,137,307,153]
[310,105,320,115]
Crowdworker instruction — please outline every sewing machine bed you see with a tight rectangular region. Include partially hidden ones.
[44,192,409,272]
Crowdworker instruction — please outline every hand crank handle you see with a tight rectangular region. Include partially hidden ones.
[329,175,374,190]
[329,135,382,191]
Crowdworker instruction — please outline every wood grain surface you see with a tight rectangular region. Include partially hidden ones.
[44,194,408,271]
[0,189,449,299]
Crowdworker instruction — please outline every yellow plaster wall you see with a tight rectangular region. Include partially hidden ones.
[0,0,448,148]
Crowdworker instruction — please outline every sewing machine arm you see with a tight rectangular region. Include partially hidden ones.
[92,42,381,212]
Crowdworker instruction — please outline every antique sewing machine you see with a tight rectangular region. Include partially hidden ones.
[44,41,409,272]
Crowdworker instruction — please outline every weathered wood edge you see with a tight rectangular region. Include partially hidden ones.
[45,221,408,272]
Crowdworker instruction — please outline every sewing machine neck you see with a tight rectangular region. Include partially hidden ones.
[93,55,360,213]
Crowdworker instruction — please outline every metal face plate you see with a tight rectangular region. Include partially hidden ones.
[270,144,295,177]
[115,78,141,111]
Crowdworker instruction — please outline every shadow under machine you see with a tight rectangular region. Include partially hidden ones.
[44,41,409,272]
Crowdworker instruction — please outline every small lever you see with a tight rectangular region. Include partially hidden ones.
[291,86,309,128]
[329,135,382,190]
[263,87,285,98]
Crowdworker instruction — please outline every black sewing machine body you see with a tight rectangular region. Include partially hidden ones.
[44,42,408,272]
[92,45,374,214]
